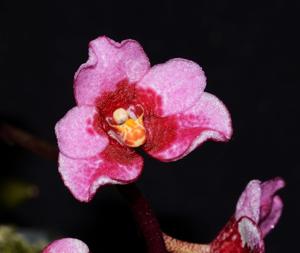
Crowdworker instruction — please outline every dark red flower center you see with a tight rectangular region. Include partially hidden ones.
[92,79,180,155]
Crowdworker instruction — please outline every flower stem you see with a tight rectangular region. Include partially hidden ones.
[117,184,168,253]
[0,122,167,253]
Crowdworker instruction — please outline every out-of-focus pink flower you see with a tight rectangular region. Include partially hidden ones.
[43,238,89,253]
[210,177,285,253]
[55,36,232,202]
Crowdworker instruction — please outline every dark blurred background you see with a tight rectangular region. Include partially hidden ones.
[1,0,299,252]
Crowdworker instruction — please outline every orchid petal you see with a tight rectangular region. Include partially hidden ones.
[260,196,283,237]
[260,177,285,221]
[144,92,232,161]
[58,145,143,202]
[55,106,109,159]
[236,180,262,223]
[259,177,285,237]
[137,58,206,117]
[75,36,150,106]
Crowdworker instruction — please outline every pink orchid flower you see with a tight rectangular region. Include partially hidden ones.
[43,238,89,253]
[55,36,232,202]
[210,177,285,253]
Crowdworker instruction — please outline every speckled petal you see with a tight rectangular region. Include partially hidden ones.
[43,238,89,253]
[235,180,262,223]
[74,36,150,106]
[137,58,206,117]
[58,144,143,202]
[55,106,109,159]
[144,92,232,162]
[210,217,264,253]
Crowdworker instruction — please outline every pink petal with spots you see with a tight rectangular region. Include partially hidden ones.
[58,144,143,202]
[236,180,262,223]
[137,58,207,117]
[144,92,232,162]
[55,106,109,159]
[210,217,264,253]
[74,36,150,106]
[43,238,89,253]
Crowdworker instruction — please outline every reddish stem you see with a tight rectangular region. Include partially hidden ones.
[0,122,167,253]
[117,184,168,253]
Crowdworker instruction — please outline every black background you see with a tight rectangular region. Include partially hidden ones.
[1,0,299,252]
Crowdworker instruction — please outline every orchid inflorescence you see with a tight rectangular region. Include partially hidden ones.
[43,36,284,253]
